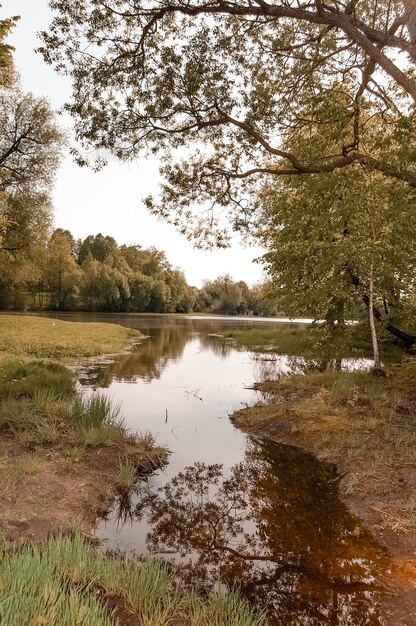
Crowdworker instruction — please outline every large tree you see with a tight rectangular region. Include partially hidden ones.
[259,163,416,351]
[41,0,416,244]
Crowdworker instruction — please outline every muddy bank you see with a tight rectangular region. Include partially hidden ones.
[0,433,167,543]
[231,365,416,624]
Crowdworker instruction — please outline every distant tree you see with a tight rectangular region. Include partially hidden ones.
[149,279,171,314]
[196,275,243,315]
[44,229,81,310]
[128,272,153,311]
[166,269,196,313]
[78,233,118,264]
[80,253,130,311]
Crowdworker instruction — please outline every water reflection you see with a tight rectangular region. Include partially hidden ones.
[74,318,372,391]
[38,313,389,623]
[252,356,374,385]
[117,439,388,626]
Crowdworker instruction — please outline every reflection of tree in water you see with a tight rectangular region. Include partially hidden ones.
[78,325,189,387]
[132,440,388,626]
[198,333,235,358]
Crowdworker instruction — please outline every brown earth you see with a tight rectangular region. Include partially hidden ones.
[0,435,164,544]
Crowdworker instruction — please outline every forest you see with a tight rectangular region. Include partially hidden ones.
[0,228,279,315]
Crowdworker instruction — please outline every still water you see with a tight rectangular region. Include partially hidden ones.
[46,313,388,625]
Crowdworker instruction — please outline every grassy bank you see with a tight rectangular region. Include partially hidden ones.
[0,315,167,541]
[0,313,139,360]
[232,359,416,552]
[0,534,265,626]
[224,322,403,363]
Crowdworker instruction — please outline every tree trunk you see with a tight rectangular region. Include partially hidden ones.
[347,267,416,348]
[403,0,416,48]
[368,263,385,375]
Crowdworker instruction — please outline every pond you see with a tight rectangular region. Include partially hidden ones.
[44,313,388,625]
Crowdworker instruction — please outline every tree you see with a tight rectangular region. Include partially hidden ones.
[80,253,130,311]
[0,81,63,196]
[0,190,52,309]
[0,10,19,87]
[258,164,416,355]
[42,1,416,244]
[78,233,118,264]
[43,229,81,310]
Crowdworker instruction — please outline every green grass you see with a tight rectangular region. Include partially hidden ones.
[0,314,139,360]
[0,359,74,399]
[0,535,266,626]
[114,458,138,491]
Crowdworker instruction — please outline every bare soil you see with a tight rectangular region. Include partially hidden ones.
[0,435,162,543]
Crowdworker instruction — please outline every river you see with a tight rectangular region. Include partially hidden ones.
[43,313,388,625]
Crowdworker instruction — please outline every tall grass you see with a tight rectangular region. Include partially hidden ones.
[69,394,123,428]
[0,535,265,626]
[0,542,112,626]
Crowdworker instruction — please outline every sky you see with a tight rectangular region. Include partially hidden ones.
[3,0,265,288]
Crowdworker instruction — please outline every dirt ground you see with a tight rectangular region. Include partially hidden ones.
[0,435,162,544]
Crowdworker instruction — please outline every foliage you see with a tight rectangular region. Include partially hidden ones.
[0,10,19,87]
[44,229,81,310]
[195,274,280,316]
[0,229,276,316]
[0,69,63,301]
[40,0,416,245]
[259,166,416,324]
[0,80,63,195]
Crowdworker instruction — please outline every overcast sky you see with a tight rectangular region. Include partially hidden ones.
[3,0,265,288]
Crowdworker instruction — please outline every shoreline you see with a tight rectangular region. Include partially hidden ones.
[231,364,416,623]
[0,314,168,543]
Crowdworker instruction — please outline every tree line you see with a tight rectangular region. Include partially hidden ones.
[0,227,278,315]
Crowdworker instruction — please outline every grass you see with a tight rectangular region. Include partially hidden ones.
[0,314,140,360]
[0,534,266,626]
[232,358,416,533]
[114,458,138,491]
[0,315,168,543]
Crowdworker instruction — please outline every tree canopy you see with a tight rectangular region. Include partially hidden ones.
[0,82,64,196]
[0,9,19,87]
[41,0,416,244]
[259,163,416,343]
